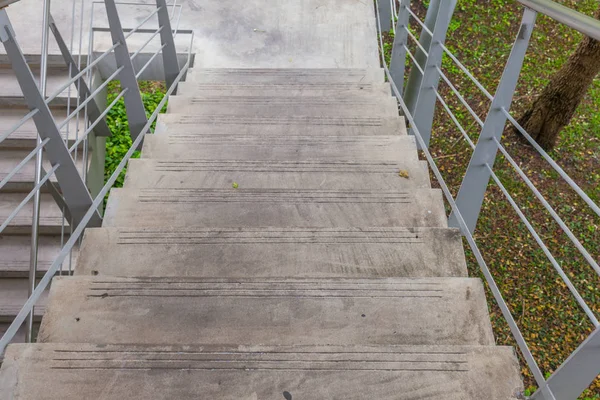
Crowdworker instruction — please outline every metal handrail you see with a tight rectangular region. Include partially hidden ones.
[518,0,600,40]
[56,66,124,130]
[379,0,600,398]
[45,41,121,103]
[0,163,59,234]
[0,28,194,356]
[130,25,163,60]
[394,31,549,392]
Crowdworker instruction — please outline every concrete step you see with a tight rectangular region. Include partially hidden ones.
[186,68,385,84]
[0,149,89,192]
[75,227,467,278]
[0,279,48,323]
[123,159,432,190]
[155,114,407,135]
[0,235,79,278]
[103,187,447,229]
[0,107,89,149]
[142,134,419,161]
[0,343,524,399]
[177,81,394,97]
[0,193,68,235]
[38,276,495,346]
[0,67,77,107]
[166,95,399,117]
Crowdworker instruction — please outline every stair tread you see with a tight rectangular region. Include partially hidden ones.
[0,108,87,149]
[38,276,494,346]
[103,187,447,228]
[0,67,77,106]
[166,95,399,116]
[0,149,88,192]
[0,193,68,234]
[142,134,418,161]
[177,81,394,97]
[123,159,431,190]
[76,227,467,278]
[0,279,48,320]
[186,68,385,84]
[0,343,523,400]
[155,113,407,135]
[0,235,79,277]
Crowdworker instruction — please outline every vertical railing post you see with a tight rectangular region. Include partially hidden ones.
[403,0,440,114]
[377,0,392,33]
[531,326,600,400]
[405,0,456,149]
[449,8,537,234]
[389,0,411,91]
[103,0,148,143]
[26,0,51,344]
[155,0,180,94]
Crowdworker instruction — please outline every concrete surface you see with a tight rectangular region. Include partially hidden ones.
[142,134,419,161]
[75,227,468,278]
[38,276,495,346]
[155,114,408,136]
[0,343,524,399]
[3,0,380,68]
[122,159,432,190]
[103,187,448,228]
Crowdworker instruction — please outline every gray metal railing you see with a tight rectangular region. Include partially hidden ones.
[377,0,600,399]
[0,0,193,352]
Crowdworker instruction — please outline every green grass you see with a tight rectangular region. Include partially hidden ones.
[386,1,600,397]
[104,81,167,189]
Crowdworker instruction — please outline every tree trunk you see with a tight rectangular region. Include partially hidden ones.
[516,6,600,150]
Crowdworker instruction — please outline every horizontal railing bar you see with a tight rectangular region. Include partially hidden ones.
[403,25,429,57]
[0,109,39,144]
[405,7,495,102]
[123,5,162,40]
[173,0,183,37]
[0,31,194,356]
[373,2,549,391]
[404,45,424,75]
[518,0,600,41]
[429,87,593,321]
[130,26,163,61]
[502,108,600,219]
[92,26,193,35]
[406,6,432,35]
[492,136,600,278]
[135,43,166,79]
[0,138,49,191]
[432,87,476,149]
[0,163,59,234]
[57,66,124,130]
[69,88,128,153]
[46,41,121,104]
[440,43,495,101]
[486,163,599,326]
[436,66,484,127]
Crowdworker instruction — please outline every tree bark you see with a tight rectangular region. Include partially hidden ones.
[516,6,600,150]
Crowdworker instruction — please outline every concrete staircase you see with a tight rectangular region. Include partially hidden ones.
[0,63,84,343]
[0,68,523,398]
